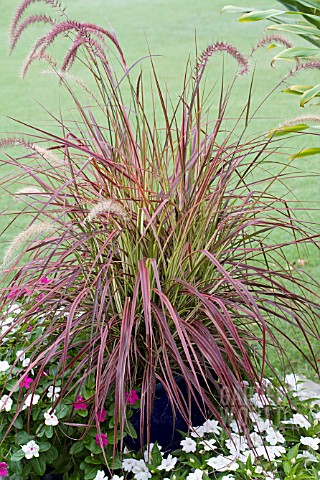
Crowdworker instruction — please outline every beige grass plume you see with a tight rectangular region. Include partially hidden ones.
[85,199,128,224]
[1,222,54,269]
[275,115,320,130]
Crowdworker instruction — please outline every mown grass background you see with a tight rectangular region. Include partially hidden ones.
[0,0,319,377]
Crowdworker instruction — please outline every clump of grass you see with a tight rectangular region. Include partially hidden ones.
[0,0,319,457]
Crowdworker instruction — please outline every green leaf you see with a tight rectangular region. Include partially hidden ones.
[44,425,53,438]
[283,459,292,475]
[270,123,309,137]
[69,442,84,455]
[13,416,23,429]
[290,147,320,159]
[300,84,320,106]
[39,442,52,452]
[268,23,320,37]
[84,455,102,465]
[287,443,300,460]
[15,431,32,444]
[124,420,137,439]
[10,449,25,462]
[272,46,320,62]
[42,446,59,464]
[238,9,286,22]
[150,442,162,467]
[283,84,316,96]
[221,5,253,14]
[30,456,46,476]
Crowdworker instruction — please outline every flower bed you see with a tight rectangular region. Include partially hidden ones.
[1,299,320,479]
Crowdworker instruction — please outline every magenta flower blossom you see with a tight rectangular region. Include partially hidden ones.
[39,277,52,285]
[20,376,33,389]
[95,433,108,448]
[125,390,139,406]
[37,293,45,303]
[0,462,8,477]
[96,407,107,422]
[7,287,20,299]
[73,396,87,410]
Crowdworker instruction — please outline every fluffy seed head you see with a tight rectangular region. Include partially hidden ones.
[85,199,128,223]
[1,222,54,268]
[196,42,250,80]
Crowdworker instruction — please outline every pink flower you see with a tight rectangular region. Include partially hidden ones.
[7,287,21,299]
[0,462,8,477]
[27,326,33,332]
[20,376,33,389]
[21,287,32,296]
[39,277,52,285]
[125,390,139,406]
[95,433,108,448]
[96,407,107,422]
[37,294,45,303]
[73,396,87,411]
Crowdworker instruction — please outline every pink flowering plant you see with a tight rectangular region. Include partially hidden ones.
[0,0,320,478]
[0,300,140,479]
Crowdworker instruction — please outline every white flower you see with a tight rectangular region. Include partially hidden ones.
[7,304,21,314]
[0,361,10,372]
[225,434,248,455]
[22,394,40,409]
[47,386,61,401]
[300,436,320,450]
[297,451,318,464]
[131,460,151,480]
[0,395,13,412]
[265,427,285,445]
[255,466,263,474]
[201,419,221,434]
[22,358,31,367]
[16,350,26,361]
[250,393,273,408]
[44,410,59,426]
[186,469,204,480]
[94,471,108,480]
[249,432,264,448]
[111,476,124,480]
[282,413,311,430]
[221,476,235,480]
[143,443,163,462]
[21,440,40,459]
[249,412,271,430]
[157,454,177,472]
[256,445,286,460]
[191,425,206,438]
[181,437,197,453]
[285,374,300,390]
[122,458,139,472]
[199,438,217,451]
[230,419,243,433]
[207,455,239,472]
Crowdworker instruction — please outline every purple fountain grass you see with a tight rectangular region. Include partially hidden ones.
[1,0,320,464]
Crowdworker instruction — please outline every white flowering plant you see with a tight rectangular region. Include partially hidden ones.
[116,377,320,480]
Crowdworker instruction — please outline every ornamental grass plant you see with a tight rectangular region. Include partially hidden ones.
[0,0,320,478]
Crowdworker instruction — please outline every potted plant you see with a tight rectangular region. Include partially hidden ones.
[0,0,319,478]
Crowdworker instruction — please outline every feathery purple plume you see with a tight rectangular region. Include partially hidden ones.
[10,14,55,53]
[253,34,293,52]
[10,0,62,46]
[20,20,126,77]
[196,42,249,80]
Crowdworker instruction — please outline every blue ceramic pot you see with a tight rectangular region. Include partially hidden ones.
[126,376,208,451]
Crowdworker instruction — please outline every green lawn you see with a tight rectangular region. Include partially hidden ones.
[0,0,319,376]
